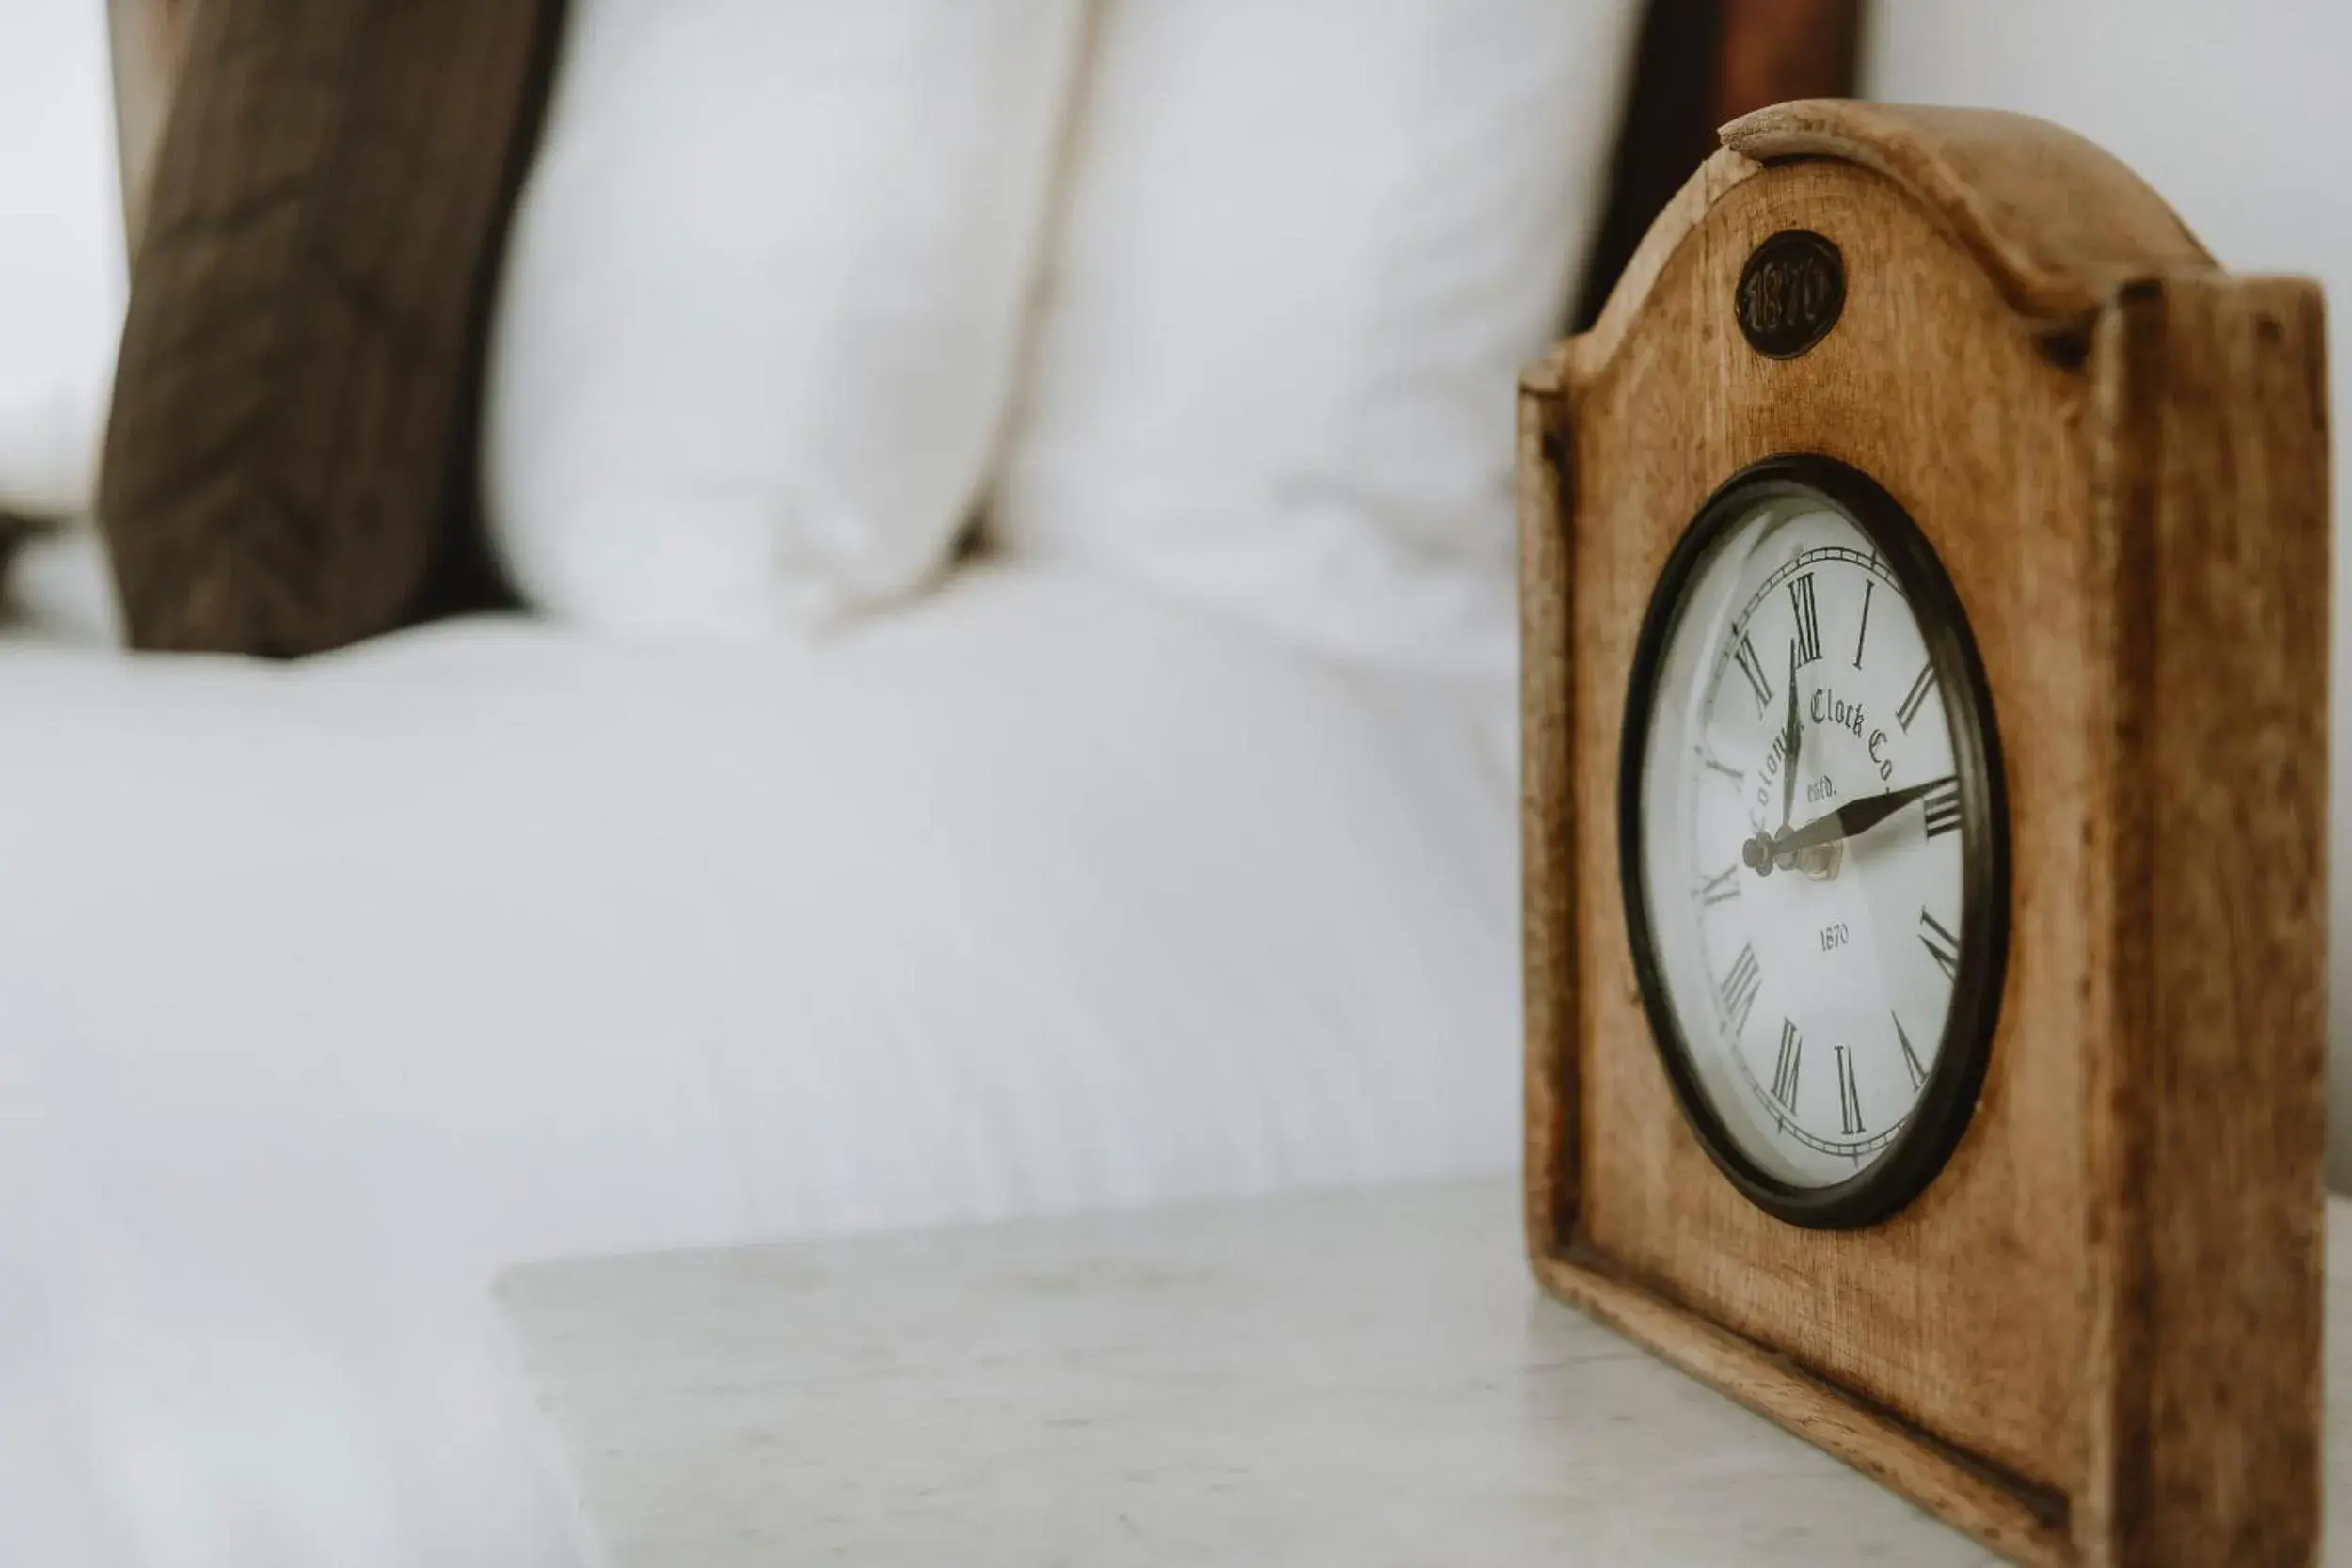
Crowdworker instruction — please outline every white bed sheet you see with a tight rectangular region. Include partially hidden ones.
[0,542,1520,1568]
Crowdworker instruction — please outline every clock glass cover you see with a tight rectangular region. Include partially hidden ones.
[1620,454,2008,1228]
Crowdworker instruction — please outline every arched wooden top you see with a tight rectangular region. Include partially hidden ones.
[1533,100,2217,392]
[1724,101,2214,319]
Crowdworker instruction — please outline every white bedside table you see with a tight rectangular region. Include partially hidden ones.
[494,1180,2349,1566]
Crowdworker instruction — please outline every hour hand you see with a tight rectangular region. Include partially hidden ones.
[1745,776,1951,870]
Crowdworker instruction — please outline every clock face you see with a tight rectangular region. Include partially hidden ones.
[1620,455,2008,1228]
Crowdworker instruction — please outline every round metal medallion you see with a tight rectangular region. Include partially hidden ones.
[1737,230,1846,360]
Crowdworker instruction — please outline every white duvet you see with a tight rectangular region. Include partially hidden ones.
[0,540,1520,1568]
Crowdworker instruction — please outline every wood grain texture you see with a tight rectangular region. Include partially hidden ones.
[2078,275,2330,1566]
[1520,102,2328,1566]
[1565,150,2095,1502]
[1539,148,1764,391]
[1720,102,2215,327]
[98,0,564,656]
[1529,1248,2070,1561]
[1518,388,1576,1259]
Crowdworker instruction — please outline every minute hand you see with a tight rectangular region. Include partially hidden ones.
[1770,778,1947,857]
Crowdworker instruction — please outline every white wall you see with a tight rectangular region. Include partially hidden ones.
[1865,3,2352,1186]
[0,0,123,517]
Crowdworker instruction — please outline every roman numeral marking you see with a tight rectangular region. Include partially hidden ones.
[1731,633,1773,716]
[1700,749,1742,782]
[1894,1013,1928,1091]
[1771,1019,1802,1110]
[1897,661,1936,731]
[1788,574,1821,668]
[1836,1045,1865,1136]
[1919,909,1961,981]
[1852,579,1873,668]
[1719,943,1762,1037]
[1921,775,1963,839]
[1697,863,1740,906]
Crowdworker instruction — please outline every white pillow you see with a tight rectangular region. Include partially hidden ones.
[997,0,1638,676]
[485,1,1084,638]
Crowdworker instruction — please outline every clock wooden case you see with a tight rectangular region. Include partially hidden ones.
[1518,101,2328,1566]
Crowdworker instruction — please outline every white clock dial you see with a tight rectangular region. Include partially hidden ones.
[1627,468,1999,1202]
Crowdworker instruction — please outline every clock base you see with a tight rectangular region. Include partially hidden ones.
[1532,1245,2070,1562]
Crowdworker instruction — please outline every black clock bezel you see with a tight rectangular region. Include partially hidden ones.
[1616,452,2010,1230]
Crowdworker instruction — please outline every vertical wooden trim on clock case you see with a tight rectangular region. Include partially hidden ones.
[2080,274,2328,1567]
[2075,283,2163,1568]
[1518,379,1579,1255]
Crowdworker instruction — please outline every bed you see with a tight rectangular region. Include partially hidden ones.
[0,532,1519,1566]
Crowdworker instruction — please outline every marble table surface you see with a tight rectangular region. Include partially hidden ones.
[494,1179,2349,1566]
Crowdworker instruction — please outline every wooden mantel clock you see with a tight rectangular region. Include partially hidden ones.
[1518,101,2328,1565]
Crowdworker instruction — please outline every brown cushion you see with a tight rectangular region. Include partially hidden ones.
[99,0,565,656]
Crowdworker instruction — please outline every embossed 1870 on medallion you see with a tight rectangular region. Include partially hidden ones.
[1518,102,2328,1567]
[1735,229,1844,358]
